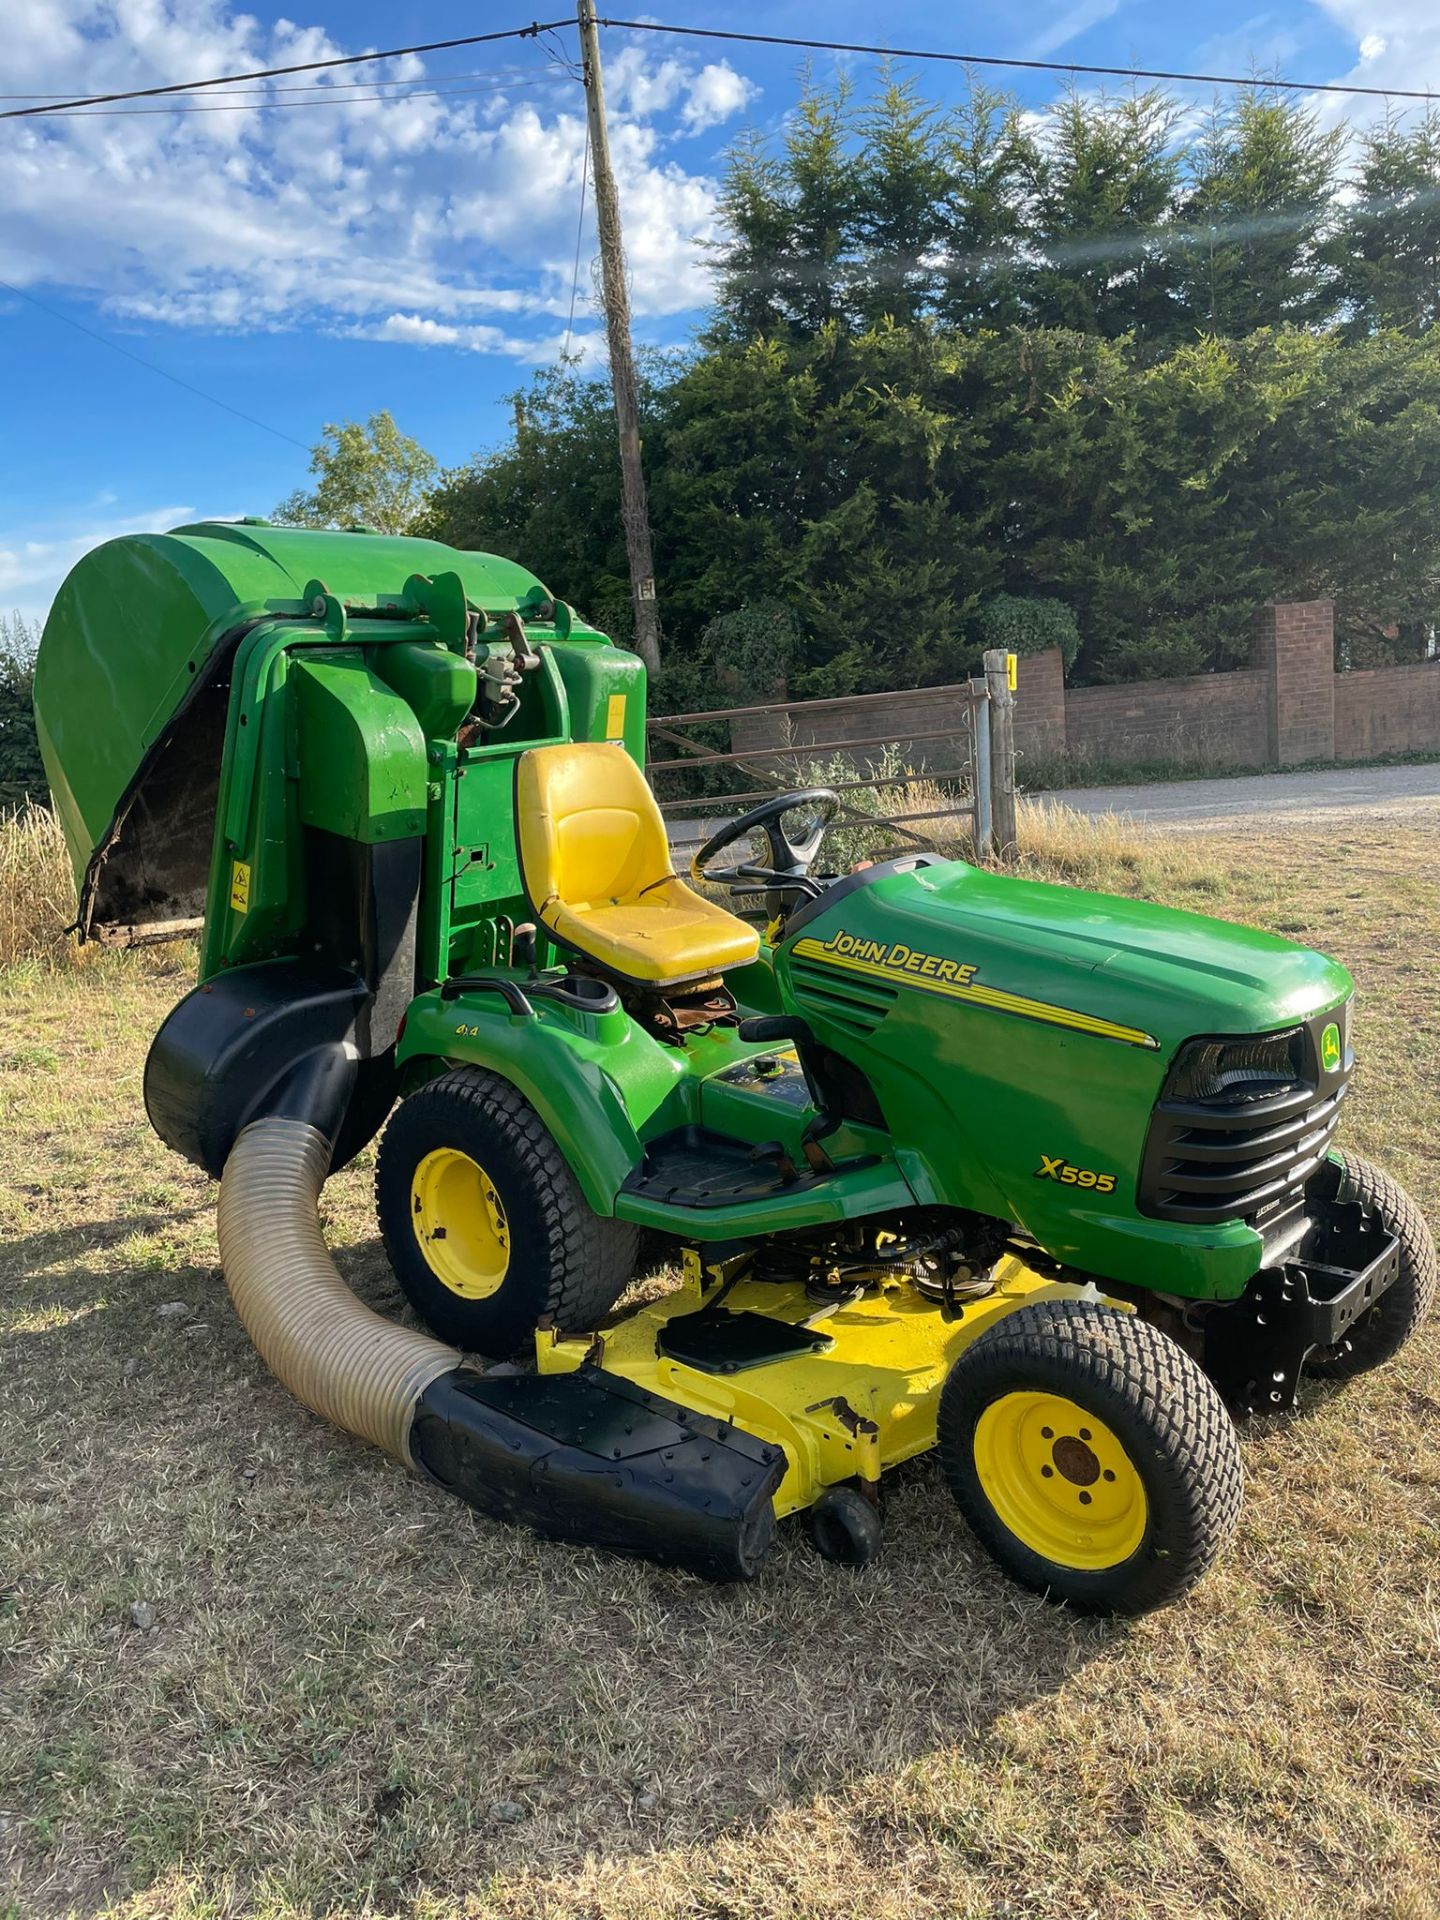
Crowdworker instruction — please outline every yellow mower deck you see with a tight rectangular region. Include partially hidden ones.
[537,1253,1127,1518]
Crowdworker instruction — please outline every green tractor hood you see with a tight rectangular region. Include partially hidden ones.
[777,857,1354,1284]
[783,858,1354,1065]
[33,520,553,938]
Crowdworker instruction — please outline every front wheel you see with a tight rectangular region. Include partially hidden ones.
[376,1067,638,1356]
[938,1300,1243,1616]
[1307,1152,1437,1382]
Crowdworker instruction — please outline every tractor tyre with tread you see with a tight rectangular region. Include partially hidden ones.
[376,1067,638,1355]
[938,1299,1243,1616]
[1307,1151,1437,1382]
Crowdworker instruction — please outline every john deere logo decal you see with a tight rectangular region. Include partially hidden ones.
[814,929,979,986]
[790,930,1160,1049]
[1320,1022,1342,1073]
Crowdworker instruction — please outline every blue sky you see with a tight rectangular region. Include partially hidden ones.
[0,0,1425,622]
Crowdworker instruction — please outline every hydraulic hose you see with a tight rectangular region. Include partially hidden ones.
[216,1116,459,1465]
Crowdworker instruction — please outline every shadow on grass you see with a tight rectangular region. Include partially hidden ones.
[4,1215,1124,1916]
[0,1211,207,1277]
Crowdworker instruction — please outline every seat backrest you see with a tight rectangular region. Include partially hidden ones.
[517,743,672,911]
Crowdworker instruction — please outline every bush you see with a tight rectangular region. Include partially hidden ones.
[653,600,799,715]
[973,595,1080,671]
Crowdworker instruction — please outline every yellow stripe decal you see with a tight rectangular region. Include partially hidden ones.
[790,937,1159,1050]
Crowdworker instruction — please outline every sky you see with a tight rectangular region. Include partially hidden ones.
[2,0,1438,625]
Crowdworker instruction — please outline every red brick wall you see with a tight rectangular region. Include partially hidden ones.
[1012,648,1067,757]
[1063,669,1272,770]
[1334,662,1440,759]
[1251,600,1335,763]
[716,607,1440,791]
[729,686,977,775]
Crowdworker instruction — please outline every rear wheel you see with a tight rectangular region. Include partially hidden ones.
[376,1067,638,1355]
[938,1300,1243,1615]
[1307,1152,1437,1381]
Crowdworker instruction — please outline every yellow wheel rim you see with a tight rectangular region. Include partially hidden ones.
[410,1148,511,1300]
[973,1390,1148,1571]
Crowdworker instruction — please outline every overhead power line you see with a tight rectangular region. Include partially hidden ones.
[7,12,1439,125]
[44,76,554,119]
[0,62,543,99]
[594,17,1440,104]
[0,19,572,122]
[0,64,546,103]
[0,277,310,450]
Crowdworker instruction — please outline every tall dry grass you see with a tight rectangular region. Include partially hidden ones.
[0,782,1218,976]
[1009,796,1226,896]
[0,806,78,967]
[795,751,1222,901]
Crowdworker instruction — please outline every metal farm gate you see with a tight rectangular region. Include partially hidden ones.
[648,649,1019,866]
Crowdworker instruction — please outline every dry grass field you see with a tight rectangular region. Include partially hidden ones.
[3,806,1439,1920]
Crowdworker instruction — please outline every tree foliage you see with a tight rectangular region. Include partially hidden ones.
[427,325,1440,692]
[1025,89,1183,340]
[0,612,46,809]
[936,79,1037,334]
[273,409,438,535]
[704,73,1438,348]
[425,71,1440,696]
[1333,108,1440,336]
[1177,90,1345,337]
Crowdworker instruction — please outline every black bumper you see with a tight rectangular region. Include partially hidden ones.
[1203,1178,1400,1412]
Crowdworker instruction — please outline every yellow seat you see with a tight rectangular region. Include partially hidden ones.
[516,743,760,987]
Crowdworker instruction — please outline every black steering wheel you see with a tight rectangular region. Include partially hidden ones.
[690,788,841,899]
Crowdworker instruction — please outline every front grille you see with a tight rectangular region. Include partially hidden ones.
[788,958,897,1037]
[1139,1009,1350,1226]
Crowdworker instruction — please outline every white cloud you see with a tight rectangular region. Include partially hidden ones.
[444,103,722,316]
[1191,15,1304,79]
[1025,0,1124,59]
[606,45,690,119]
[0,5,755,359]
[353,312,607,367]
[606,45,755,134]
[371,314,466,347]
[680,64,758,135]
[0,502,197,625]
[1311,0,1440,125]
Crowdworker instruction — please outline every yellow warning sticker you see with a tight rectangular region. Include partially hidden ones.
[229,860,251,913]
[1006,651,1018,691]
[605,692,627,741]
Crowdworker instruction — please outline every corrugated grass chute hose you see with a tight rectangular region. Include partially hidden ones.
[214,1114,788,1579]
[216,1117,458,1464]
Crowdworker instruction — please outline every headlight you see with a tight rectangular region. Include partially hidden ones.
[1165,1028,1308,1105]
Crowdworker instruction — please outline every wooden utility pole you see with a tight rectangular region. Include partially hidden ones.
[576,0,662,676]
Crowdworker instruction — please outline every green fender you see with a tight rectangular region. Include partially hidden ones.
[395,989,688,1214]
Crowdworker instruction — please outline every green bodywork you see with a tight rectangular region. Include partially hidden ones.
[34,519,643,975]
[36,523,1353,1307]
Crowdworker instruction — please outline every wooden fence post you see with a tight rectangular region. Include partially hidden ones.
[982,650,1018,858]
[971,678,993,858]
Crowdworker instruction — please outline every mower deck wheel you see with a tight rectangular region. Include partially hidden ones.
[376,1067,638,1355]
[807,1486,883,1568]
[938,1299,1243,1616]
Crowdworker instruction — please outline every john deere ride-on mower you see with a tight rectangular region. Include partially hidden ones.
[35,523,1436,1614]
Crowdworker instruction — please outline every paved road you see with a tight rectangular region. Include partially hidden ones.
[1041,761,1440,831]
